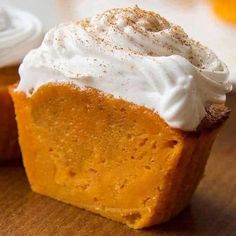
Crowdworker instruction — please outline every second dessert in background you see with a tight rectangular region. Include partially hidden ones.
[0,5,42,160]
[11,6,231,228]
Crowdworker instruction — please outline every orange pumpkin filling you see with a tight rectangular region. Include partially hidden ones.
[11,84,224,228]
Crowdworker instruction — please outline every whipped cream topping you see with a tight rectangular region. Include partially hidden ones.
[0,5,43,68]
[17,7,232,131]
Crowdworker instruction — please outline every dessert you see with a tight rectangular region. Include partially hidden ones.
[11,7,232,228]
[0,5,42,160]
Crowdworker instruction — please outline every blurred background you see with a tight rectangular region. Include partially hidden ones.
[2,0,236,89]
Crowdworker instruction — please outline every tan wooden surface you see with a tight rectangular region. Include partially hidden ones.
[0,93,235,236]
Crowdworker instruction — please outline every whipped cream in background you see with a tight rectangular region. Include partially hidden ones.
[0,5,43,68]
[17,7,232,131]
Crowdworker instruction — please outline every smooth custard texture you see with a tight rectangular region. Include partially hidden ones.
[11,84,220,228]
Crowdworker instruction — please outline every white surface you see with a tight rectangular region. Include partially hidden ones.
[17,7,231,131]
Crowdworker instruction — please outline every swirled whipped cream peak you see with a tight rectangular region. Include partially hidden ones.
[17,6,232,131]
[0,5,43,68]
